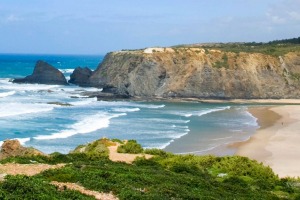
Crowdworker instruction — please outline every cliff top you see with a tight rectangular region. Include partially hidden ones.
[117,36,300,57]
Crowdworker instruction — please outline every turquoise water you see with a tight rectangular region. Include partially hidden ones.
[0,54,258,154]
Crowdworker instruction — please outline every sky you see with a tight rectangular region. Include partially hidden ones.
[0,0,299,55]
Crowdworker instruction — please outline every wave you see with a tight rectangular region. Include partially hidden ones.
[15,137,31,145]
[139,118,190,124]
[112,107,140,112]
[171,106,231,118]
[0,79,60,91]
[59,69,74,74]
[175,146,217,155]
[210,136,233,141]
[71,97,97,106]
[154,130,189,149]
[0,91,16,98]
[139,104,165,109]
[0,103,55,118]
[171,125,189,130]
[95,101,165,109]
[34,112,126,140]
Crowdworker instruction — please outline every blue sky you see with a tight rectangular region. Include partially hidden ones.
[0,0,299,54]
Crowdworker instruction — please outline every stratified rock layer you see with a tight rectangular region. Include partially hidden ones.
[13,60,68,85]
[88,48,300,99]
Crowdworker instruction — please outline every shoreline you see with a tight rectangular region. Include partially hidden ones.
[236,105,300,178]
[107,96,300,104]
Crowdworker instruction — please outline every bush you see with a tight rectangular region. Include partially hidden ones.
[211,156,278,189]
[157,154,218,171]
[117,140,144,154]
[144,148,169,157]
[111,138,124,144]
[0,175,93,199]
[71,138,111,159]
[1,138,299,199]
[133,156,161,168]
[40,154,282,199]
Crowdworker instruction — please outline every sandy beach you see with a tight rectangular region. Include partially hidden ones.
[236,105,300,178]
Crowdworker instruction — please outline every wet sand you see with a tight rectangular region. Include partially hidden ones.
[236,106,300,178]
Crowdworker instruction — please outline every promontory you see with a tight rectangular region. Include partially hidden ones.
[79,40,300,99]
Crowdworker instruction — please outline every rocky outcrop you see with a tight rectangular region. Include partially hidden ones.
[0,140,45,160]
[13,60,68,85]
[68,67,92,86]
[86,48,300,99]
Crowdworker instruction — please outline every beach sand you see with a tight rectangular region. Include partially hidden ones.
[236,105,300,178]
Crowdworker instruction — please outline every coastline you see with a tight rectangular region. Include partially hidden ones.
[103,96,300,105]
[236,105,300,178]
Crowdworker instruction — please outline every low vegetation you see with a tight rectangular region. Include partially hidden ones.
[0,175,94,199]
[173,36,300,56]
[290,72,300,81]
[0,138,300,199]
[117,140,143,154]
[213,53,229,69]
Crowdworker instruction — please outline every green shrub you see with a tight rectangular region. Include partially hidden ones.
[144,148,169,157]
[213,53,229,69]
[71,138,111,159]
[133,156,161,168]
[1,138,299,199]
[111,138,124,144]
[117,140,144,154]
[158,154,218,171]
[40,155,281,199]
[0,175,93,199]
[211,156,278,189]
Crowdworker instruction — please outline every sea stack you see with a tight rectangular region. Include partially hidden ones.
[13,60,68,85]
[68,67,93,86]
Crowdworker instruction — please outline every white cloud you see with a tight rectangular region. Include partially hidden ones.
[5,14,23,22]
[266,12,286,24]
[267,0,300,24]
[289,11,300,21]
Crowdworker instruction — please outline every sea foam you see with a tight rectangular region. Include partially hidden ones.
[112,107,140,112]
[59,69,74,74]
[0,91,16,98]
[33,112,126,140]
[171,106,231,117]
[0,103,55,118]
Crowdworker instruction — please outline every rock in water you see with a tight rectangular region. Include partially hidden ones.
[0,140,45,160]
[13,60,68,85]
[69,67,93,86]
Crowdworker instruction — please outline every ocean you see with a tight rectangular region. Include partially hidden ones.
[0,54,259,154]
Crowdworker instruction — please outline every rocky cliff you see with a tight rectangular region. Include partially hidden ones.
[0,140,45,160]
[13,60,68,85]
[68,67,92,86]
[86,48,300,99]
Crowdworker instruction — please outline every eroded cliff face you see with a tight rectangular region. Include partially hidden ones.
[89,48,300,99]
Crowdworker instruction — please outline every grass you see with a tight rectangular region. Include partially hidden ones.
[172,37,300,56]
[205,43,300,57]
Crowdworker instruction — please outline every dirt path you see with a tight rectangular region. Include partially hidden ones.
[108,144,152,164]
[0,163,119,199]
[0,140,152,199]
[0,163,65,176]
[52,181,118,200]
